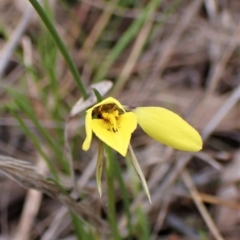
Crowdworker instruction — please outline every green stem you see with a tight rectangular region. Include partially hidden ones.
[28,0,88,99]
[105,146,121,240]
[113,159,132,236]
[71,212,88,240]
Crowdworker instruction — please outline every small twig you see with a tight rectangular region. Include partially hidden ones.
[14,159,48,240]
[80,1,116,84]
[111,16,154,96]
[201,83,240,140]
[204,0,219,64]
[199,193,240,211]
[81,0,118,58]
[0,6,33,80]
[151,187,173,240]
[146,0,203,88]
[182,170,224,240]
[41,207,70,240]
[166,213,199,239]
[206,27,240,94]
[194,152,222,171]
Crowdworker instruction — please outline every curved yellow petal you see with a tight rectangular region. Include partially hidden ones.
[82,108,94,151]
[91,112,137,156]
[133,107,202,152]
[92,97,125,112]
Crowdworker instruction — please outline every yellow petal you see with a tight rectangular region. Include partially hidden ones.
[82,108,93,150]
[133,107,202,152]
[91,112,137,156]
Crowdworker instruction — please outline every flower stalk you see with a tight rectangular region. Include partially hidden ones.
[105,146,121,240]
[96,141,104,197]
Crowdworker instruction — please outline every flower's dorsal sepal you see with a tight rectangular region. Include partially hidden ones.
[96,141,104,197]
[70,81,112,117]
[82,97,138,156]
[127,145,151,203]
[133,107,202,152]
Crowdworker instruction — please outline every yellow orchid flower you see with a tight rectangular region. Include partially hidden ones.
[82,97,138,156]
[82,96,202,201]
[82,97,202,155]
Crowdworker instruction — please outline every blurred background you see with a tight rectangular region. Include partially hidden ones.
[0,0,240,239]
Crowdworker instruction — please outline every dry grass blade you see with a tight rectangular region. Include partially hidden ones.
[81,0,117,58]
[151,187,173,240]
[112,16,154,96]
[194,152,223,171]
[206,27,240,94]
[41,207,70,240]
[148,0,203,81]
[182,170,224,240]
[0,155,109,232]
[0,5,33,79]
[14,159,47,240]
[199,193,240,211]
[202,83,240,140]
[0,155,60,197]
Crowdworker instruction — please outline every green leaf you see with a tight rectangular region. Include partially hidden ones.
[96,141,104,196]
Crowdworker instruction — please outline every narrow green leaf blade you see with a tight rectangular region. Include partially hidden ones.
[127,145,151,203]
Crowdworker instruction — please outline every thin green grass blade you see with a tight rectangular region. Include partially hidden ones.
[9,108,59,181]
[136,208,151,240]
[96,141,104,197]
[105,146,121,240]
[112,158,133,235]
[29,0,88,98]
[127,145,151,203]
[6,89,70,173]
[71,212,89,240]
[36,8,63,140]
